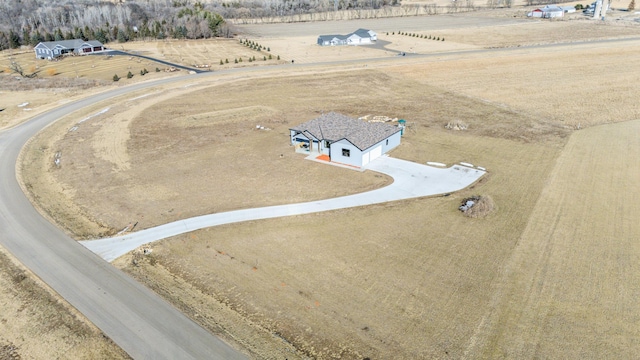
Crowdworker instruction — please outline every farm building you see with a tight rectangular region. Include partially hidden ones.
[317,29,377,46]
[528,5,565,18]
[290,112,402,168]
[34,39,106,60]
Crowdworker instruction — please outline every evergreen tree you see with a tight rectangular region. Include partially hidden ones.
[9,31,21,48]
[30,31,44,46]
[117,28,128,43]
[94,29,107,44]
[74,27,84,40]
[84,26,94,41]
[0,32,9,51]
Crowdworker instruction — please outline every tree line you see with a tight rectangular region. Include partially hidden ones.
[0,0,402,51]
[0,1,227,50]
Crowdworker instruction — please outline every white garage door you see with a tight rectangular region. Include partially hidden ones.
[362,152,370,166]
[370,146,382,161]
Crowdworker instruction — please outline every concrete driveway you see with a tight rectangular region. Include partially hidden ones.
[82,156,485,261]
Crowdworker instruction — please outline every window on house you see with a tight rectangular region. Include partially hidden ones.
[342,148,350,157]
[386,139,389,145]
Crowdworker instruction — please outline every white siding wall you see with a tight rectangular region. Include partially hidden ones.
[360,130,402,166]
[329,131,401,167]
[330,140,362,167]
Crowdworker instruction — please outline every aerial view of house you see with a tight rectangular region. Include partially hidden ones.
[290,112,401,167]
[317,28,377,46]
[34,39,106,60]
[3,0,640,357]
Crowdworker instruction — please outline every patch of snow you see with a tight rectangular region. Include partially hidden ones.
[78,107,110,124]
[460,162,474,167]
[17,102,29,107]
[427,161,446,167]
[128,92,158,102]
[477,166,486,171]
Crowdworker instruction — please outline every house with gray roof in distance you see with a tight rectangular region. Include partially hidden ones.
[290,112,402,168]
[317,29,377,46]
[34,39,106,60]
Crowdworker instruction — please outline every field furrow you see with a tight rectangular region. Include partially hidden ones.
[472,119,640,359]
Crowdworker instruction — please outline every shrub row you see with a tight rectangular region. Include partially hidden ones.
[388,31,444,41]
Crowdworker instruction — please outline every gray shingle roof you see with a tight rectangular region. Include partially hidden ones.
[318,29,375,42]
[318,34,348,41]
[353,28,373,37]
[291,112,400,151]
[37,39,103,50]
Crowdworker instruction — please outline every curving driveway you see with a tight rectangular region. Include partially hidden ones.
[82,157,485,262]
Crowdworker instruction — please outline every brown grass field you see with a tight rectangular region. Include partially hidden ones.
[7,13,640,359]
[0,246,129,360]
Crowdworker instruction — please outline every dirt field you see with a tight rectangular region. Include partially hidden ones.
[13,14,640,360]
[466,119,640,358]
[0,246,129,360]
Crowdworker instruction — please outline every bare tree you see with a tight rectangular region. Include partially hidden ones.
[9,59,39,78]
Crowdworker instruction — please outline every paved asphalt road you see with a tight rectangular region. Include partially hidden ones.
[0,77,246,359]
[83,157,485,262]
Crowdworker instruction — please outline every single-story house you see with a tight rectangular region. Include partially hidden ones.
[317,29,377,46]
[290,112,402,168]
[34,39,106,60]
[528,5,565,18]
[317,35,349,46]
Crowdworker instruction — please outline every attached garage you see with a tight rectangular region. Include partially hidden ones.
[290,112,402,168]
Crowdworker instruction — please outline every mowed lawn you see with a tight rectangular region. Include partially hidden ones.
[468,119,640,359]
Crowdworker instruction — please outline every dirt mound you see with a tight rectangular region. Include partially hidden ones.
[459,195,495,218]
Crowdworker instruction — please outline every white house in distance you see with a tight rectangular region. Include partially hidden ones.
[527,5,568,18]
[317,29,377,46]
[34,39,106,60]
[290,112,402,168]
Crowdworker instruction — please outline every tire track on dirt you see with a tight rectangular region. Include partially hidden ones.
[465,119,640,358]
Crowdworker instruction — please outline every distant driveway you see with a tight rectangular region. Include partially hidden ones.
[100,50,206,73]
[82,156,485,261]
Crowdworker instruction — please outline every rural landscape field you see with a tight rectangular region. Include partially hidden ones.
[2,1,640,358]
